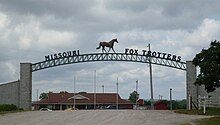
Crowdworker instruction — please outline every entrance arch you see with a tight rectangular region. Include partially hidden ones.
[18,53,199,110]
[31,53,186,72]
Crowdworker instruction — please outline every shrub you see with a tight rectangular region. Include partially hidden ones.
[0,104,18,111]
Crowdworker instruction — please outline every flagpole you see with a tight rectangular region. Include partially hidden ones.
[94,70,96,109]
[102,85,104,93]
[74,76,76,109]
[37,89,38,102]
[116,77,119,110]
[136,80,138,109]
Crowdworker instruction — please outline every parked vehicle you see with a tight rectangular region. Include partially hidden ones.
[39,108,52,111]
[106,105,116,109]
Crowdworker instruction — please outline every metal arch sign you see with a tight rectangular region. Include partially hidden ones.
[31,48,186,72]
[43,49,182,63]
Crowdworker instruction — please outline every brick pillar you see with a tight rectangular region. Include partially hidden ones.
[20,63,32,110]
[186,61,198,110]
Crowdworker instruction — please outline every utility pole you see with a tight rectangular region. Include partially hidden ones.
[170,88,172,110]
[148,44,154,110]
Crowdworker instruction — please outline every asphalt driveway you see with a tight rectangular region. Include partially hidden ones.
[0,110,210,125]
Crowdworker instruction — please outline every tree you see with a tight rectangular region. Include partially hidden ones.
[192,40,220,93]
[39,92,48,100]
[128,91,139,103]
[144,100,151,106]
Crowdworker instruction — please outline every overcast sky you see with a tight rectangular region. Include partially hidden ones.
[1,0,220,101]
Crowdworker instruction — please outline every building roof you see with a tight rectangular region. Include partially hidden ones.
[35,92,134,105]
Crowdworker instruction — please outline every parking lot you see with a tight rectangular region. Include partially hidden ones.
[0,110,210,125]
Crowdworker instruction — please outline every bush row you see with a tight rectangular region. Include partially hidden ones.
[0,104,18,111]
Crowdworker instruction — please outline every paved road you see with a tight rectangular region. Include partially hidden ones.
[0,110,210,125]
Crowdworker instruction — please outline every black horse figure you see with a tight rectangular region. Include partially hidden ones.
[96,38,118,53]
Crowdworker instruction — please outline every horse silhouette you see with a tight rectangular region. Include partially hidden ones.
[96,38,118,53]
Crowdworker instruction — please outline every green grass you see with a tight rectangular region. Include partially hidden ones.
[175,108,220,125]
[175,109,204,115]
[195,116,220,125]
[175,107,220,115]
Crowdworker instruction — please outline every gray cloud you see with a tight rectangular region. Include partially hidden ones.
[0,0,94,17]
[2,0,220,33]
[1,0,220,100]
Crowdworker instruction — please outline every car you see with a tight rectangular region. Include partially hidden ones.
[39,108,52,111]
[106,105,116,109]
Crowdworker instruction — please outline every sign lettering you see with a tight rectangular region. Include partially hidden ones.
[45,50,80,61]
[43,48,181,62]
[125,48,181,62]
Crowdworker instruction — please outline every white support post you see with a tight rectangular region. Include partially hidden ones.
[189,94,191,110]
[203,96,206,114]
[198,95,201,110]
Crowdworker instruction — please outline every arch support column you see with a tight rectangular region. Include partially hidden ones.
[20,63,32,110]
[186,61,198,110]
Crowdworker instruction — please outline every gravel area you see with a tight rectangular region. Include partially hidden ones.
[0,110,211,125]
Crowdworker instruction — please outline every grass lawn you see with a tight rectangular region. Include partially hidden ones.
[195,116,220,125]
[175,107,220,125]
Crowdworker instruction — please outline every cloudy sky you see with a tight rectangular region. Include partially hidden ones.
[1,0,220,101]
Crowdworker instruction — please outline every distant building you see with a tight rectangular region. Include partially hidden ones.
[137,99,145,105]
[154,101,168,110]
[33,91,134,110]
